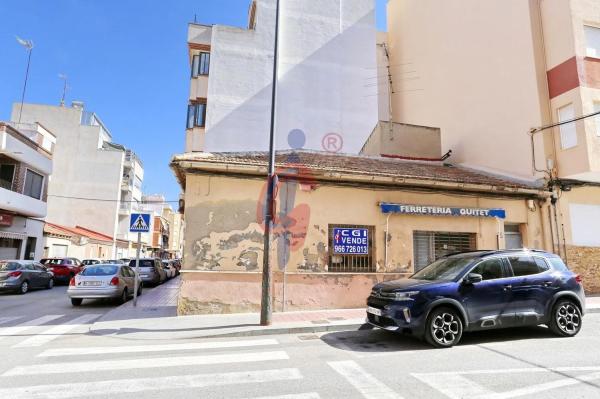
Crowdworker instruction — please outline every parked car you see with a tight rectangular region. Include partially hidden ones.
[0,260,54,294]
[39,258,83,284]
[82,259,101,266]
[128,258,166,285]
[171,259,182,274]
[162,260,176,279]
[367,249,585,348]
[68,263,141,306]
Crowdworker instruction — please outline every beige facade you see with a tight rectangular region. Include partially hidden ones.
[172,151,553,314]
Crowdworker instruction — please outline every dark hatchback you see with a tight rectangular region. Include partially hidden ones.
[367,250,586,348]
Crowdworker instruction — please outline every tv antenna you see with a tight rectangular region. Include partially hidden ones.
[58,74,69,106]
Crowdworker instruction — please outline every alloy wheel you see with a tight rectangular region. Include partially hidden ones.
[556,303,580,335]
[20,281,29,294]
[431,312,460,345]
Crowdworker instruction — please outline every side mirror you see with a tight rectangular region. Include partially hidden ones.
[464,273,483,285]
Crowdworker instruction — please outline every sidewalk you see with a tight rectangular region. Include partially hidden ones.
[89,277,366,340]
[89,280,600,341]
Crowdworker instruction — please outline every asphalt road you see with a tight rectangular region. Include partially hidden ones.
[1,287,599,398]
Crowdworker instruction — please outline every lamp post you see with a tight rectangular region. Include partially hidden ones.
[260,0,281,326]
[16,37,34,124]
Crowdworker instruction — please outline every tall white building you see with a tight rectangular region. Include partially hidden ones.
[12,102,145,258]
[0,122,55,260]
[185,0,378,153]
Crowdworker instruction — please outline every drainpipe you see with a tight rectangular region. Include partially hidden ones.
[384,213,391,270]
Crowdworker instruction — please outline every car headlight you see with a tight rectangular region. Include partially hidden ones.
[394,291,419,300]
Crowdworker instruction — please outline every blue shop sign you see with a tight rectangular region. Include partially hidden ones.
[333,228,369,255]
[380,203,506,219]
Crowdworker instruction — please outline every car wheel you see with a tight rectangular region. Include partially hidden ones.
[19,281,29,295]
[425,307,463,348]
[71,298,83,306]
[550,299,582,337]
[46,278,54,290]
[119,288,128,304]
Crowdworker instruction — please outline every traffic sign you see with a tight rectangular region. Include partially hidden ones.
[129,213,151,233]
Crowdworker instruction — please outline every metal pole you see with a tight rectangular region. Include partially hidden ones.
[133,232,141,306]
[18,47,32,124]
[260,0,281,326]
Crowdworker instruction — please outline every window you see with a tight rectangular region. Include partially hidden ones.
[584,25,600,58]
[471,258,506,280]
[23,169,44,199]
[0,164,15,190]
[548,257,569,272]
[191,52,210,77]
[558,104,577,149]
[328,224,375,272]
[504,224,523,249]
[413,231,476,271]
[594,102,600,137]
[507,256,542,276]
[186,103,207,129]
[533,257,550,272]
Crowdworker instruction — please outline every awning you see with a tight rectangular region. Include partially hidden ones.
[0,231,27,240]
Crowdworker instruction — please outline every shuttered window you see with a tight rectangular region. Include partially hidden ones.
[413,231,476,271]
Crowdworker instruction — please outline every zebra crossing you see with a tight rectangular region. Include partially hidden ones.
[0,314,100,347]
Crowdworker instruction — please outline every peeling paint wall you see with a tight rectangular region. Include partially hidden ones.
[180,173,549,314]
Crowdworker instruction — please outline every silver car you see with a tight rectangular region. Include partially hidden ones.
[67,264,141,306]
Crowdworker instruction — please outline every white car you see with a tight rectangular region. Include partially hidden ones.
[161,261,176,279]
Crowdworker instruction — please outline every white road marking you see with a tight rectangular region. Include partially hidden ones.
[484,371,600,399]
[412,373,493,399]
[12,314,101,348]
[0,368,302,399]
[328,360,401,399]
[4,350,289,376]
[0,315,63,340]
[246,394,320,399]
[0,316,22,325]
[38,338,279,357]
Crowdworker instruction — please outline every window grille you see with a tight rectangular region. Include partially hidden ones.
[413,231,476,271]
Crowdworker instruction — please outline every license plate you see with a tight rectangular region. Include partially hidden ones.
[141,274,149,278]
[367,306,382,316]
[83,281,102,286]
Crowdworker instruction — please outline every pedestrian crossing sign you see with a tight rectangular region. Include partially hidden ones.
[129,213,151,233]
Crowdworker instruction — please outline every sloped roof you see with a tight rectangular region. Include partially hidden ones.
[172,150,542,192]
[44,223,113,243]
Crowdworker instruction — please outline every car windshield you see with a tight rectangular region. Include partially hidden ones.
[81,266,119,276]
[82,260,97,265]
[411,257,475,281]
[0,262,20,271]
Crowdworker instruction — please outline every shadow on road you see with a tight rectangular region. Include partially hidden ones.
[321,325,558,353]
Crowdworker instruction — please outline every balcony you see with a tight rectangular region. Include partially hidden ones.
[0,122,54,175]
[121,176,133,191]
[0,186,47,218]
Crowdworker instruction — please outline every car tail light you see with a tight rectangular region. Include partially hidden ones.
[575,275,582,284]
[69,277,75,286]
[7,271,22,278]
[110,277,119,286]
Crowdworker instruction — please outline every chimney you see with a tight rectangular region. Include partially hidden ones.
[71,101,84,110]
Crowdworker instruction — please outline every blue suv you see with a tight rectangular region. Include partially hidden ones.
[367,250,585,348]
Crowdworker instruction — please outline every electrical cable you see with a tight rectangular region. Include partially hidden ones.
[47,194,180,203]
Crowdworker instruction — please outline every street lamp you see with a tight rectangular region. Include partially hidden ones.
[16,36,34,124]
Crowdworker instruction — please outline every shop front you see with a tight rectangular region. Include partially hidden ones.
[171,151,550,315]
[0,214,43,260]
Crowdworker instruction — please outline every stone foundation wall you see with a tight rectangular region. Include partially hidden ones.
[177,271,410,315]
[566,245,600,294]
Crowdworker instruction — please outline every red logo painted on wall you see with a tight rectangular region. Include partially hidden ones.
[0,214,13,227]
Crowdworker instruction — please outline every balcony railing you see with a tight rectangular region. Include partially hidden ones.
[4,122,56,155]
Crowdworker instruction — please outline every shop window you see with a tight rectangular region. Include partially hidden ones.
[504,224,523,249]
[558,104,577,149]
[0,238,21,260]
[413,231,476,271]
[328,224,375,273]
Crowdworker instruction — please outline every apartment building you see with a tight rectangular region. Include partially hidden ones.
[185,0,378,153]
[11,102,146,259]
[163,207,184,259]
[383,0,600,291]
[0,122,55,260]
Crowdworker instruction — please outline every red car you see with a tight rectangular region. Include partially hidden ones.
[40,258,83,284]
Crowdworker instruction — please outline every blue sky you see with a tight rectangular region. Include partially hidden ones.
[0,0,388,202]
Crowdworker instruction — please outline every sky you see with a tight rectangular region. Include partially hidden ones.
[0,0,388,202]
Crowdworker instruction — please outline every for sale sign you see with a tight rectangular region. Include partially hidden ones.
[333,228,369,255]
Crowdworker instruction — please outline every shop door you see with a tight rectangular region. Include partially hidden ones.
[0,238,21,259]
[413,231,476,271]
